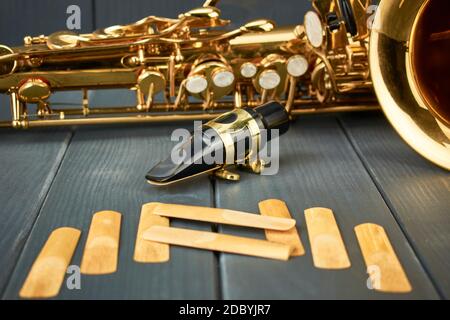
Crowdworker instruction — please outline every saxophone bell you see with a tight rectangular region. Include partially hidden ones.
[146,101,290,185]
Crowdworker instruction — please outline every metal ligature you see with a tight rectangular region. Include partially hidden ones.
[0,0,449,170]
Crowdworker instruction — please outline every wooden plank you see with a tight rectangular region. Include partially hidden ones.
[340,112,450,298]
[258,199,305,256]
[215,115,440,299]
[93,0,310,31]
[0,127,72,294]
[2,119,217,299]
[0,0,94,46]
[304,207,351,270]
[19,227,81,299]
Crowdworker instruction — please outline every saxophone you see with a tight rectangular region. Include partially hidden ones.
[0,0,449,171]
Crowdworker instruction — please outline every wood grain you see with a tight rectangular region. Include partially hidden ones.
[152,202,296,231]
[355,223,412,293]
[258,199,304,256]
[134,203,170,263]
[304,207,351,269]
[19,227,81,299]
[143,226,292,261]
[80,211,122,275]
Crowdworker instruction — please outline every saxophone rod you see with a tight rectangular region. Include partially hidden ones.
[50,101,378,115]
[0,104,379,128]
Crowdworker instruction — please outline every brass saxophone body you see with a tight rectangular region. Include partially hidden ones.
[0,0,376,129]
[0,0,449,170]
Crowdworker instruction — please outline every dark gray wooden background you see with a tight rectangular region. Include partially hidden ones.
[0,0,449,300]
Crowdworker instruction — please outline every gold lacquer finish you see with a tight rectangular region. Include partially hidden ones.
[18,78,51,103]
[370,0,450,170]
[0,0,448,170]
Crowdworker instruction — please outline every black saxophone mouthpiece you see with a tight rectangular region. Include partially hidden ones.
[146,101,290,185]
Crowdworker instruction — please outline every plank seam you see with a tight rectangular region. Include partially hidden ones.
[1,129,75,299]
[210,175,224,300]
[337,116,445,299]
